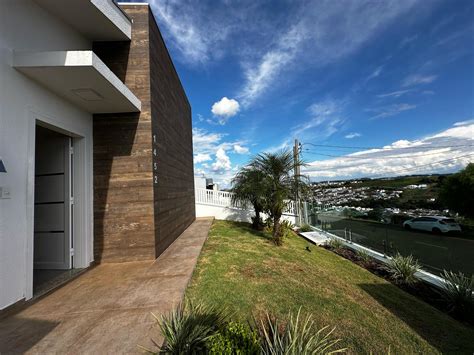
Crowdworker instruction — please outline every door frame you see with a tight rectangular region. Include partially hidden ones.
[25,109,93,300]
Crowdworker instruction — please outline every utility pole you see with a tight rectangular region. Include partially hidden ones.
[293,139,301,225]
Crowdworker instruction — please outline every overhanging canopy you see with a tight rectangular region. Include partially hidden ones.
[33,0,131,41]
[14,51,141,113]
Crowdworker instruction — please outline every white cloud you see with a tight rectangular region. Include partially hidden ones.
[147,0,237,66]
[291,99,345,139]
[366,66,383,81]
[402,74,437,87]
[212,148,232,172]
[304,122,474,181]
[192,127,248,186]
[377,90,412,98]
[238,0,419,106]
[453,119,474,126]
[233,144,249,154]
[345,132,361,139]
[211,97,240,123]
[267,99,345,153]
[194,153,212,163]
[368,103,417,120]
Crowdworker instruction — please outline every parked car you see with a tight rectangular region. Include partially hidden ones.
[403,216,462,234]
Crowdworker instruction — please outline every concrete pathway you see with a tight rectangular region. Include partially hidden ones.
[0,217,214,354]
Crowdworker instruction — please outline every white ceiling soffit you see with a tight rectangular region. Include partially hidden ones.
[34,0,132,41]
[14,51,141,113]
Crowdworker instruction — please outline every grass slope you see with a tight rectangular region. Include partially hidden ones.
[186,220,474,354]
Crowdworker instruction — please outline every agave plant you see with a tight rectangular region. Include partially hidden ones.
[356,249,373,265]
[385,253,420,285]
[326,237,344,250]
[149,301,230,354]
[440,270,474,318]
[258,308,345,354]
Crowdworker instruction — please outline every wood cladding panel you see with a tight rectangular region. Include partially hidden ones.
[148,10,195,257]
[92,5,195,263]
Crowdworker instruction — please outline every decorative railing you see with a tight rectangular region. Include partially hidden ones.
[195,188,297,216]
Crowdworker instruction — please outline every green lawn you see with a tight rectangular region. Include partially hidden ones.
[186,220,474,354]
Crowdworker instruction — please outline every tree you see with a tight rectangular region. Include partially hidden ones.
[251,149,307,245]
[230,167,266,230]
[439,163,474,218]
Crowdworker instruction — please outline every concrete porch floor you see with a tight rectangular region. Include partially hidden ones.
[0,217,214,354]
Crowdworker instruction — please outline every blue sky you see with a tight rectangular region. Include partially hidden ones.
[125,0,473,185]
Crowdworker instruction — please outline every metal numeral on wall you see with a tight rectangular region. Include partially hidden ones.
[154,175,158,184]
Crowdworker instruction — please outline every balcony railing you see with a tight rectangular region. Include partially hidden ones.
[195,188,297,216]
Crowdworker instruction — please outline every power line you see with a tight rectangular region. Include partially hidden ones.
[302,149,466,160]
[302,142,472,151]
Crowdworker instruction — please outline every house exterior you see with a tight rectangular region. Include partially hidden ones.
[0,0,195,311]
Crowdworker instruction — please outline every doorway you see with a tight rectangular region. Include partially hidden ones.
[33,125,76,296]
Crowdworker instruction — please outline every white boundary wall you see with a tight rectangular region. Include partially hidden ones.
[195,188,298,225]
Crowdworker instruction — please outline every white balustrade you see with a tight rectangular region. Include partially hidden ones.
[195,188,297,216]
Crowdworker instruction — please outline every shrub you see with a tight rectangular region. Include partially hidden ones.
[326,237,344,250]
[151,301,229,354]
[257,308,345,354]
[440,270,474,320]
[299,224,312,232]
[356,249,373,265]
[385,253,420,285]
[264,219,295,241]
[207,321,260,355]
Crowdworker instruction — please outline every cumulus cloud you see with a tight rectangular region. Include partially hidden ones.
[194,153,212,163]
[233,144,249,154]
[402,74,437,87]
[211,97,240,123]
[303,122,474,181]
[192,127,249,186]
[212,148,232,172]
[345,132,361,139]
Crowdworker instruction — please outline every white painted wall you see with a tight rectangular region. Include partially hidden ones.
[0,0,94,309]
[195,204,298,225]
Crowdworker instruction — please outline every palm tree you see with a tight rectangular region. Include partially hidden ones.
[231,166,267,230]
[251,149,306,245]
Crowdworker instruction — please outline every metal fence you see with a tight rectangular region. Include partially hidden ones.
[303,202,474,276]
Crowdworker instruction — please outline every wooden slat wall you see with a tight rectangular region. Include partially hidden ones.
[92,5,195,263]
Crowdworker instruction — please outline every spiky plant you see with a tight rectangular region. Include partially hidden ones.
[299,224,312,233]
[385,253,420,285]
[149,301,230,354]
[440,270,474,319]
[326,237,344,250]
[356,249,373,265]
[258,308,345,354]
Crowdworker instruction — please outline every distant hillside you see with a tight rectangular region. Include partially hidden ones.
[311,174,453,211]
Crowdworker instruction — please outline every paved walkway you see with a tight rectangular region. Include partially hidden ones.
[0,217,214,354]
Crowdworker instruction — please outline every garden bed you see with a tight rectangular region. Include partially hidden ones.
[324,244,473,326]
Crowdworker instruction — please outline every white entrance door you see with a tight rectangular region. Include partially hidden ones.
[34,127,72,269]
